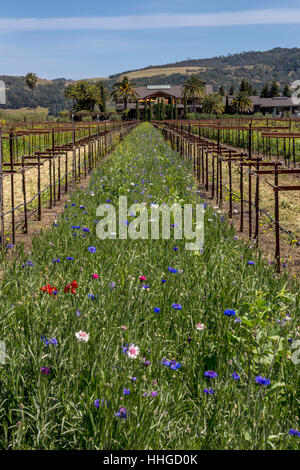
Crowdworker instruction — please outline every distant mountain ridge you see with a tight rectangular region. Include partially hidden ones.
[1,47,300,115]
[108,47,300,92]
[110,47,300,76]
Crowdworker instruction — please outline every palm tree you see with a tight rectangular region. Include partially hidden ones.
[25,73,38,108]
[111,76,138,111]
[181,74,206,113]
[201,93,225,115]
[64,81,101,113]
[231,92,254,114]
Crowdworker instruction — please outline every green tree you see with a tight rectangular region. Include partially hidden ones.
[283,83,291,97]
[25,73,38,108]
[174,98,178,119]
[161,99,166,120]
[229,85,235,96]
[239,79,252,95]
[183,98,188,119]
[181,74,206,113]
[270,81,280,97]
[170,101,174,120]
[219,85,225,96]
[96,81,109,112]
[201,93,225,114]
[149,99,152,122]
[231,92,254,114]
[64,81,101,112]
[144,99,148,121]
[111,75,138,110]
[136,100,140,120]
[225,94,231,114]
[260,83,270,98]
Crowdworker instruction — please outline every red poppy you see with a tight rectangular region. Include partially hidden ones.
[40,283,58,296]
[64,280,78,294]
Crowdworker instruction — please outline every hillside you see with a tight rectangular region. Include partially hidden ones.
[109,47,300,92]
[0,76,72,115]
[1,47,300,115]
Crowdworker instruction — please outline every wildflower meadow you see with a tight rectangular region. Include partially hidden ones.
[0,123,299,450]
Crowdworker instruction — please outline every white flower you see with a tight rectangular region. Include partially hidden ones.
[75,331,90,342]
[196,323,206,331]
[127,344,140,359]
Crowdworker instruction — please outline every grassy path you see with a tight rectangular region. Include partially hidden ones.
[0,123,299,450]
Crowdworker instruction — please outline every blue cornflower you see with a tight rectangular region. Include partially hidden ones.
[153,307,160,313]
[123,388,130,395]
[173,247,178,251]
[289,429,300,437]
[248,261,255,265]
[131,377,137,382]
[204,370,218,379]
[203,388,214,395]
[172,303,182,310]
[255,375,271,386]
[115,407,127,419]
[88,246,96,253]
[22,260,34,267]
[88,293,95,300]
[161,358,171,367]
[161,279,166,284]
[109,282,116,291]
[40,336,49,346]
[52,258,60,263]
[168,267,177,273]
[41,336,57,347]
[71,225,81,229]
[161,358,181,370]
[224,309,236,316]
[170,360,181,370]
[231,372,240,381]
[66,257,74,261]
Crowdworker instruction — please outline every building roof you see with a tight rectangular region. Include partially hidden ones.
[224,95,298,108]
[135,84,213,99]
[255,96,296,108]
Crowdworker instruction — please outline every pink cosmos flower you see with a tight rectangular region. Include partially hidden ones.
[139,276,147,281]
[91,274,99,279]
[196,323,206,331]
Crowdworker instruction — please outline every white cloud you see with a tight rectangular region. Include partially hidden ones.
[0,9,300,33]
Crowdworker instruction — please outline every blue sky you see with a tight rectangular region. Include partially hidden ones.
[0,0,300,79]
